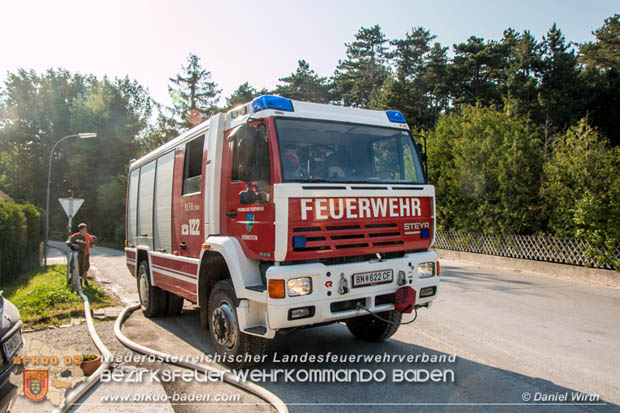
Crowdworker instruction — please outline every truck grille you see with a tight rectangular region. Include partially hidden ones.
[292,223,403,252]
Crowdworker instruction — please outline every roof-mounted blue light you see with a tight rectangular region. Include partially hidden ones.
[386,110,407,123]
[252,95,294,113]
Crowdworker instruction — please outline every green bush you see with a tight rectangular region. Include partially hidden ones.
[426,105,544,235]
[0,200,42,284]
[543,120,620,268]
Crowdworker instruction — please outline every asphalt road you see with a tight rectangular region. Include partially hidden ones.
[80,243,619,412]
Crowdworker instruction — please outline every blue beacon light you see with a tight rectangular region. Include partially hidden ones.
[252,95,294,113]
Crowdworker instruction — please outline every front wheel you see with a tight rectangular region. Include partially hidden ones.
[137,261,166,317]
[207,280,266,369]
[345,310,402,342]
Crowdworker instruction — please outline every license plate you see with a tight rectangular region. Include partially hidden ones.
[3,329,23,360]
[352,269,393,288]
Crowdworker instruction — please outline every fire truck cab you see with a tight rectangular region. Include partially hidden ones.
[125,96,439,367]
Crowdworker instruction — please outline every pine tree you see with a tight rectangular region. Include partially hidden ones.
[387,27,437,128]
[333,25,390,108]
[449,36,506,108]
[579,14,620,146]
[580,14,620,70]
[225,82,267,109]
[539,24,582,133]
[423,43,451,124]
[273,60,331,103]
[168,53,221,129]
[501,29,543,120]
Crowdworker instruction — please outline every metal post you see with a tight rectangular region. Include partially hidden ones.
[44,133,96,265]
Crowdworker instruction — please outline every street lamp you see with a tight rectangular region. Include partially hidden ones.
[44,133,97,265]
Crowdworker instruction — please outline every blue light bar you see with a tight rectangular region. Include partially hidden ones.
[293,235,307,248]
[386,110,407,123]
[252,95,294,113]
[421,228,430,239]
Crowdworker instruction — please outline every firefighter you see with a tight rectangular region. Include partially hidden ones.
[66,223,96,287]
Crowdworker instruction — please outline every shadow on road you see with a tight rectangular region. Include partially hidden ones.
[141,309,616,413]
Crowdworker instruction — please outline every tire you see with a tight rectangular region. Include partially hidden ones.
[345,310,402,342]
[137,260,166,317]
[165,291,184,316]
[208,279,266,369]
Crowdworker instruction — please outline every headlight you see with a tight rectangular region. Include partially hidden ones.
[287,277,312,297]
[417,262,435,278]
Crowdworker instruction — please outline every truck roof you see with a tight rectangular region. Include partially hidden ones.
[130,96,410,171]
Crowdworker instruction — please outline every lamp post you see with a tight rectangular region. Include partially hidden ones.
[44,133,97,265]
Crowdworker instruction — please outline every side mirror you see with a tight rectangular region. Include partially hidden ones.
[416,142,427,161]
[412,134,429,183]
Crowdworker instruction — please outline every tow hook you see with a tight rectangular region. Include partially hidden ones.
[339,275,349,295]
[398,270,407,286]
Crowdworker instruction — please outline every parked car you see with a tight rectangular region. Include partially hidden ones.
[0,292,23,413]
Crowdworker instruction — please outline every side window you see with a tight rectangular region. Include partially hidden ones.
[231,133,240,182]
[182,135,205,195]
[254,124,271,187]
[231,124,271,187]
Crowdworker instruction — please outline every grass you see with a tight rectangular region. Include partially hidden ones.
[3,264,119,330]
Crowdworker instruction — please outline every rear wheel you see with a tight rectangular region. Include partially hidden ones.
[137,260,166,317]
[208,280,266,368]
[165,291,184,316]
[345,310,402,342]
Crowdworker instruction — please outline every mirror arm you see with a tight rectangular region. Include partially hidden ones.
[411,133,428,183]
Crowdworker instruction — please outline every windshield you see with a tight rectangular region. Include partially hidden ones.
[274,118,425,184]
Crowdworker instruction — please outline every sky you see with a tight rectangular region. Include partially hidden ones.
[1,0,617,108]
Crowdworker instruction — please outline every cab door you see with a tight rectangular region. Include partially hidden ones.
[222,122,275,259]
[172,134,206,258]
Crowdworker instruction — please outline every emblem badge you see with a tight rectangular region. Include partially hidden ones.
[245,213,255,232]
[24,370,49,402]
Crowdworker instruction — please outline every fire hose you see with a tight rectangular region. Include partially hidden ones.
[53,247,287,413]
[114,304,287,413]
[52,249,113,413]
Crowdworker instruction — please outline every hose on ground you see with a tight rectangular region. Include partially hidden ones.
[51,245,287,413]
[114,304,288,413]
[52,250,113,413]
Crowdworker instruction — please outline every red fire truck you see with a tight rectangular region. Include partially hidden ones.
[125,96,439,367]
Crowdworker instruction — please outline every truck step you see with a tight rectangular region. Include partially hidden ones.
[244,326,267,335]
[246,285,266,292]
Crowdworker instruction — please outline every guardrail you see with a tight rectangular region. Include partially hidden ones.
[434,231,620,271]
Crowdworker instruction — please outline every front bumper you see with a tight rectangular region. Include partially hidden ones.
[265,250,439,330]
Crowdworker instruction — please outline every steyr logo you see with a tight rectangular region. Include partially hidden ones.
[245,213,255,232]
